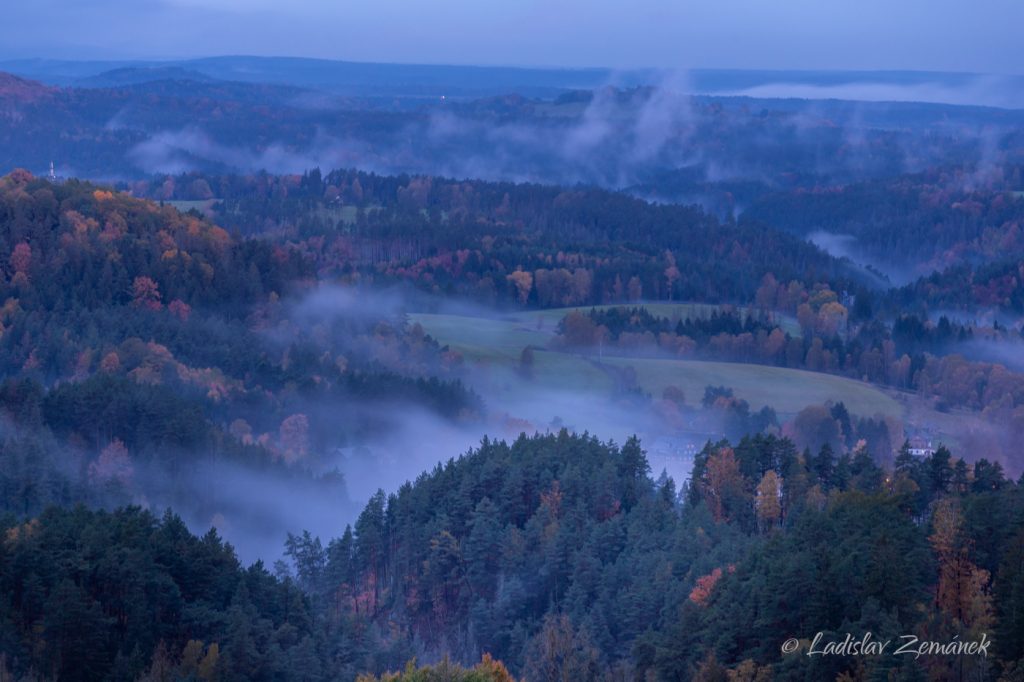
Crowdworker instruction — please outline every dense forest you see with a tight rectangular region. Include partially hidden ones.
[122,165,1024,321]
[1,56,1024,680]
[1,164,1024,679]
[124,168,858,309]
[0,170,489,567]
[744,166,1024,276]
[2,431,1023,680]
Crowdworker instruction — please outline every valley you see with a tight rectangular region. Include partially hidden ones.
[0,29,1021,679]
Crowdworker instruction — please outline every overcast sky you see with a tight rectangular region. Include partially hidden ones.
[3,0,1022,74]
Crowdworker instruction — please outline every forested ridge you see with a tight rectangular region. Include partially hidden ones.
[0,171,487,594]
[743,166,1024,273]
[1,432,1023,680]
[740,165,1024,318]
[127,168,853,308]
[4,72,1010,186]
[1,158,1024,681]
[126,164,1024,321]
[5,4,1024,679]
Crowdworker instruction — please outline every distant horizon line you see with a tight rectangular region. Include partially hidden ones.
[0,54,1019,79]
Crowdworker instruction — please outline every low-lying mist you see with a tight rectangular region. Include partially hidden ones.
[116,74,1021,206]
[717,74,1024,110]
[808,231,901,285]
[166,286,729,563]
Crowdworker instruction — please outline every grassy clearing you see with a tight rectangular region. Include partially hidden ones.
[409,312,613,395]
[408,313,550,362]
[532,351,616,392]
[411,309,900,419]
[600,356,901,419]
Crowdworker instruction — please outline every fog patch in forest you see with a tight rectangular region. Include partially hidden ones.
[421,75,699,187]
[101,396,488,564]
[292,284,408,322]
[955,338,1024,373]
[119,75,1018,198]
[135,456,351,566]
[808,230,905,286]
[127,127,381,176]
[124,75,703,187]
[202,284,713,560]
[178,402,484,564]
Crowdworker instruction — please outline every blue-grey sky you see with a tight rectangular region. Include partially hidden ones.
[3,0,1022,74]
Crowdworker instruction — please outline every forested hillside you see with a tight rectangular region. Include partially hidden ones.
[1,151,1023,680]
[3,0,1024,677]
[0,507,328,681]
[4,70,1019,191]
[129,169,857,308]
[5,431,1021,680]
[0,171,484,564]
[744,167,1024,274]
[891,257,1024,317]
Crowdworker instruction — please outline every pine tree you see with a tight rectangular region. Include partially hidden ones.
[894,440,915,474]
[849,446,883,492]
[951,458,969,495]
[224,583,261,680]
[927,446,953,497]
[995,527,1024,664]
[42,579,111,681]
[618,436,651,511]
[833,452,852,491]
[464,497,503,599]
[813,443,835,489]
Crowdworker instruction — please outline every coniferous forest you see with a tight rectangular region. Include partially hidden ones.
[2,6,1024,681]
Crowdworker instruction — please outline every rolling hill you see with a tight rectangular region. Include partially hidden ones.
[409,307,901,419]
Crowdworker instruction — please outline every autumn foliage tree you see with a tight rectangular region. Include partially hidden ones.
[131,276,162,310]
[507,269,532,304]
[279,413,311,463]
[702,447,749,524]
[87,439,134,489]
[929,498,994,631]
[755,470,783,532]
[689,567,724,607]
[9,242,30,271]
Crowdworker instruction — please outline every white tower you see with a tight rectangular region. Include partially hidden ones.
[49,162,56,181]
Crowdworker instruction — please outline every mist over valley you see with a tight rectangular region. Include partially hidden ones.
[0,10,1023,679]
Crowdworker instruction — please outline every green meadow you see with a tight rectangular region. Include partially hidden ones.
[409,305,899,419]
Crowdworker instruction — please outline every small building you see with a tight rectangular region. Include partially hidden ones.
[907,436,936,458]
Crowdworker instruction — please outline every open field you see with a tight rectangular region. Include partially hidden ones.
[408,312,551,363]
[601,356,901,419]
[410,307,898,419]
